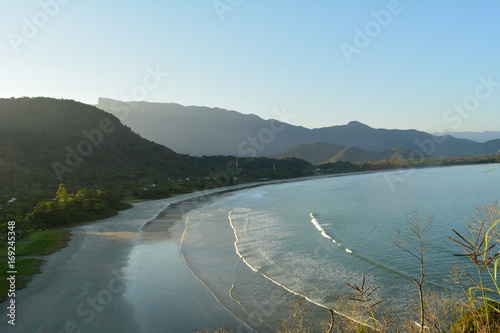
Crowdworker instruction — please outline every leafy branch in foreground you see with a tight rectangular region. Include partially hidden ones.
[448,203,500,333]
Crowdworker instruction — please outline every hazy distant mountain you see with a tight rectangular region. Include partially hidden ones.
[97,98,500,158]
[428,131,500,143]
[279,142,412,164]
[97,98,297,156]
[0,97,312,199]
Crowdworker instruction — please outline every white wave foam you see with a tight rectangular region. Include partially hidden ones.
[229,210,335,308]
[228,208,259,273]
[180,214,257,332]
[227,209,378,329]
[309,213,333,240]
[309,213,355,255]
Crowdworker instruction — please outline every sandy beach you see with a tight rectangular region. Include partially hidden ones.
[0,176,340,333]
[0,189,249,333]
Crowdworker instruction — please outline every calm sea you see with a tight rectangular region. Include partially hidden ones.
[181,164,500,332]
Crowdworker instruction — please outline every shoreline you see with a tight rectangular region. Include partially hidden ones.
[2,164,493,331]
[0,182,294,332]
[0,171,427,331]
[0,197,174,332]
[122,194,248,332]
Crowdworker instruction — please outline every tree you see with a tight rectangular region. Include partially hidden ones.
[395,211,432,333]
[55,183,69,202]
[28,201,69,227]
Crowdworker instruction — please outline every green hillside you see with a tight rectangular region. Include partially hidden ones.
[327,146,412,163]
[278,142,346,164]
[0,97,312,203]
[0,98,189,198]
[279,142,413,164]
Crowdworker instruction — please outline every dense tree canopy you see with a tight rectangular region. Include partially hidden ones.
[0,97,315,203]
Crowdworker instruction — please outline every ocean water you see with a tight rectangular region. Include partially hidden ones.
[181,164,500,332]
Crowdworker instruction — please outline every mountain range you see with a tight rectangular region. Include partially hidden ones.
[0,97,310,200]
[278,143,413,165]
[97,98,500,162]
[1,96,498,201]
[428,131,500,143]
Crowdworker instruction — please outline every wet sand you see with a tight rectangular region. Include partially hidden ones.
[0,190,246,333]
[0,176,342,332]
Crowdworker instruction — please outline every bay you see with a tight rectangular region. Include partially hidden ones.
[181,164,500,331]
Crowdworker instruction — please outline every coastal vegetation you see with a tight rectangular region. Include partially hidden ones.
[0,183,120,302]
[0,228,71,303]
[0,97,498,330]
[316,153,500,175]
[1,97,498,207]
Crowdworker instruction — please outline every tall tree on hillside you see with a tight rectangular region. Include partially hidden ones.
[56,184,69,202]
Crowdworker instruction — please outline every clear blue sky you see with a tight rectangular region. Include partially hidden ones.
[1,0,499,132]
